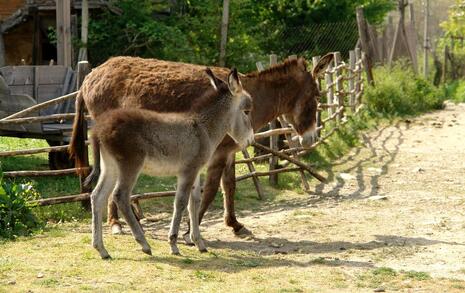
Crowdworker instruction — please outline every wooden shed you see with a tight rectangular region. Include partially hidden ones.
[0,0,109,67]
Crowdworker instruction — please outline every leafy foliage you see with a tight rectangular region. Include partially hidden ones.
[441,0,465,38]
[365,61,446,116]
[86,0,394,70]
[0,173,43,239]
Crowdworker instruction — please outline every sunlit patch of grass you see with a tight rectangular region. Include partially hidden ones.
[356,267,436,290]
[401,270,431,281]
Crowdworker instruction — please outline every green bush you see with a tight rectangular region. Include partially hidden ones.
[444,79,465,103]
[0,173,43,239]
[365,62,446,116]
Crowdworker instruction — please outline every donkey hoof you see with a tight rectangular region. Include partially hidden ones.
[170,246,181,255]
[111,224,123,235]
[183,233,195,246]
[100,252,112,260]
[142,247,152,256]
[234,226,252,237]
[199,247,208,253]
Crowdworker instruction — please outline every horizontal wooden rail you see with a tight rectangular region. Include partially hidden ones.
[3,167,89,178]
[254,127,293,140]
[31,190,176,206]
[252,142,326,183]
[1,91,78,120]
[0,141,89,157]
[236,167,302,181]
[0,114,91,125]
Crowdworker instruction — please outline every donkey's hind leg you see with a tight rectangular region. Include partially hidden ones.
[188,175,207,252]
[112,169,152,256]
[169,172,197,255]
[91,162,117,259]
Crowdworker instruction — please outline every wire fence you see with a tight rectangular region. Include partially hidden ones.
[227,21,360,71]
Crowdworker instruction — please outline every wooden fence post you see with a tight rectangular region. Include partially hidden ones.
[268,54,279,187]
[334,52,344,121]
[355,48,362,107]
[241,149,264,199]
[312,56,322,138]
[442,45,449,83]
[325,61,334,117]
[56,0,72,67]
[349,50,356,112]
[0,26,5,67]
[219,0,230,67]
[356,7,375,85]
[76,61,91,209]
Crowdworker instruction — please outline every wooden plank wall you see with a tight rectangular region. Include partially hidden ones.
[0,0,25,21]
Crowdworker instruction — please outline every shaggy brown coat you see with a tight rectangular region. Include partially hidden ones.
[69,54,333,235]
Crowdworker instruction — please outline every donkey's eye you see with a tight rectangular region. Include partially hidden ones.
[244,110,251,115]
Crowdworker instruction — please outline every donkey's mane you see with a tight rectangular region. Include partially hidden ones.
[245,57,308,80]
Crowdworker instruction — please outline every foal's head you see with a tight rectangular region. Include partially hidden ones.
[282,54,334,147]
[205,68,254,149]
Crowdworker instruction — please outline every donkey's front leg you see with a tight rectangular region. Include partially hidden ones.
[188,175,207,252]
[221,154,249,235]
[169,174,196,255]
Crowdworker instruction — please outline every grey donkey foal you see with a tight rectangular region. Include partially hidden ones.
[90,68,254,259]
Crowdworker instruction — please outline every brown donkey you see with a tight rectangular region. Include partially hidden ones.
[90,68,254,258]
[69,55,333,236]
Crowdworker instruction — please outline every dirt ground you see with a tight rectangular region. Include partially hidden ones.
[3,103,465,292]
[145,101,465,282]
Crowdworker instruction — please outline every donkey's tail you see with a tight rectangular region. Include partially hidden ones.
[68,91,87,176]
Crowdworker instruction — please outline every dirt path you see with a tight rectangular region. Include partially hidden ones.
[144,102,465,282]
[5,103,465,292]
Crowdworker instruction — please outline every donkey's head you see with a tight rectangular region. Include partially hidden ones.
[282,53,334,147]
[205,68,254,149]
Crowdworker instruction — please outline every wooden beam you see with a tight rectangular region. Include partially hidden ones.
[76,61,92,210]
[56,0,72,66]
[0,30,5,67]
[252,142,327,183]
[79,0,89,61]
[32,7,40,65]
[356,7,375,85]
[268,54,279,186]
[0,91,78,120]
[219,0,230,66]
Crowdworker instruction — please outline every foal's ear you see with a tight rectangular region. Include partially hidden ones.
[205,68,222,90]
[228,67,242,94]
[312,53,334,78]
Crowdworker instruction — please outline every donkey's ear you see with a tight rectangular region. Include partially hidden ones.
[228,67,242,94]
[312,53,334,78]
[205,68,222,90]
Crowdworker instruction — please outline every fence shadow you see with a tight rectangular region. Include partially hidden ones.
[312,120,406,201]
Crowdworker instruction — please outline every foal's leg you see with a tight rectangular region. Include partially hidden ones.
[169,173,197,255]
[182,152,226,245]
[91,162,117,259]
[188,175,207,252]
[113,171,152,256]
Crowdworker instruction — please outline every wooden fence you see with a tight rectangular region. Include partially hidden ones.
[0,50,364,208]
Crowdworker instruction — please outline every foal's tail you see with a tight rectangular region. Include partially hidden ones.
[68,91,87,176]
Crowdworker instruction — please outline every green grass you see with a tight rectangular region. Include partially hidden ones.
[1,225,462,292]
